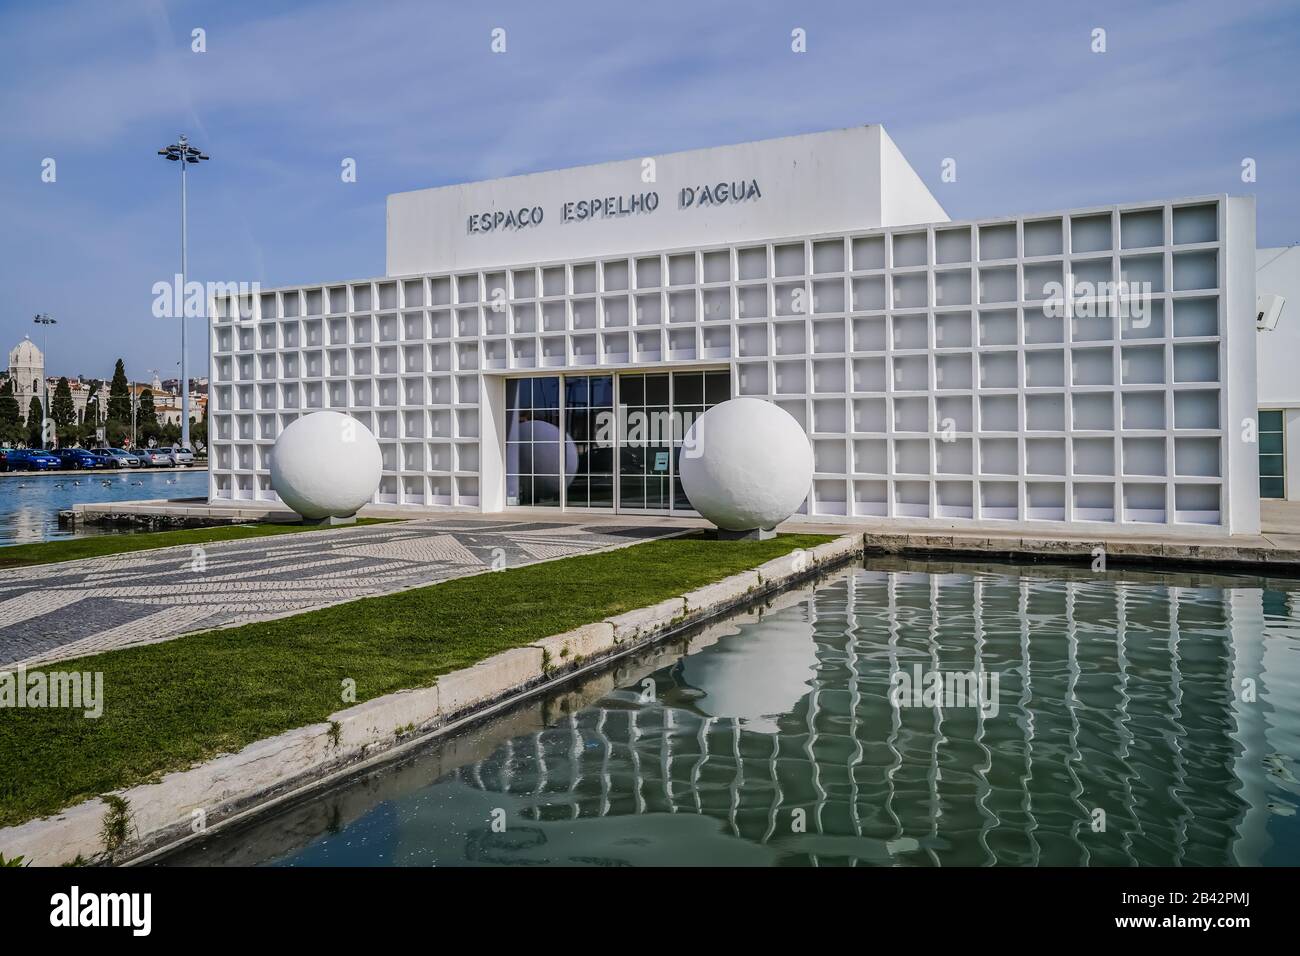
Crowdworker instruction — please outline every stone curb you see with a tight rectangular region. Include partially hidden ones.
[0,532,864,867]
[865,530,1300,568]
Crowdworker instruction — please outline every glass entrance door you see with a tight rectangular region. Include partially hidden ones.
[616,369,731,515]
[504,368,730,515]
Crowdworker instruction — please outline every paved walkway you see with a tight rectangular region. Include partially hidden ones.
[0,517,677,667]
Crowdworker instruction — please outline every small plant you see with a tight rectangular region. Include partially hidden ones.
[394,722,415,737]
[59,855,88,867]
[100,795,133,856]
[559,645,570,658]
[0,853,29,867]
[327,720,341,748]
[541,648,553,672]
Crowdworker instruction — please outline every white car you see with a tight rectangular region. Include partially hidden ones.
[171,446,195,466]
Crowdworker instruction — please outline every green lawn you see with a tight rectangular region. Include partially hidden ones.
[0,532,832,829]
[0,519,395,570]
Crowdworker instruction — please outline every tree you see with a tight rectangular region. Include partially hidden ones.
[106,359,131,427]
[137,388,160,444]
[52,377,75,438]
[0,380,22,445]
[191,400,208,452]
[26,396,44,447]
[82,379,101,425]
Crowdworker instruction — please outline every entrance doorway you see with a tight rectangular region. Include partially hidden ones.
[503,368,731,514]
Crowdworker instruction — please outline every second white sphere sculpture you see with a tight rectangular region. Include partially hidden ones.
[678,398,813,533]
[270,411,383,519]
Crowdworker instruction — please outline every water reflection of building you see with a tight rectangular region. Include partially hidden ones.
[453,565,1255,866]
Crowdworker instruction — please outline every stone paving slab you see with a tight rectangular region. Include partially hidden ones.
[0,518,681,667]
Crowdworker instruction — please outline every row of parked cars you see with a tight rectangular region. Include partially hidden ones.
[0,446,197,472]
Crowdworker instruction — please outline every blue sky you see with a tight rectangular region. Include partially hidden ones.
[1,0,1297,381]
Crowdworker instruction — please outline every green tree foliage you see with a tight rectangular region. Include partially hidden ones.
[190,401,208,451]
[106,418,131,448]
[106,360,131,426]
[51,377,75,430]
[137,388,160,444]
[0,380,22,445]
[82,379,101,425]
[26,396,44,447]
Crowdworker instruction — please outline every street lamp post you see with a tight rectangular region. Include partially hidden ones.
[33,314,57,443]
[157,134,209,451]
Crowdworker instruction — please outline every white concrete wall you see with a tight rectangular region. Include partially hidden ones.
[1224,198,1260,533]
[1255,246,1300,407]
[1255,244,1300,499]
[385,126,947,277]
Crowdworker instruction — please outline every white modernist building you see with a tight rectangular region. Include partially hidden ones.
[208,126,1261,534]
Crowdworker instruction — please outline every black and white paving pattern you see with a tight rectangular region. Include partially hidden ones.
[0,518,677,667]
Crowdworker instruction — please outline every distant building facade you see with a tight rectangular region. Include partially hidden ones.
[6,337,44,415]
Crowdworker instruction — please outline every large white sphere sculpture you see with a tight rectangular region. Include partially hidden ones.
[270,411,383,519]
[678,398,813,533]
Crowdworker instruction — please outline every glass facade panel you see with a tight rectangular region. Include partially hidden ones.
[506,376,563,507]
[1259,409,1285,499]
[507,369,730,513]
[563,374,613,509]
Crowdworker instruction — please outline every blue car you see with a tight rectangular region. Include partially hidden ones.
[58,447,110,470]
[9,448,60,471]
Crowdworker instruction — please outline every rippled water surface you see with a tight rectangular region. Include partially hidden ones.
[0,470,207,545]
[165,558,1300,866]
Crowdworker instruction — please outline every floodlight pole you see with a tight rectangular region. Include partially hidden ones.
[158,134,209,450]
[33,313,57,429]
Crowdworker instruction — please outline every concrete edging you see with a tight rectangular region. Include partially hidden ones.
[0,533,863,867]
[863,531,1300,570]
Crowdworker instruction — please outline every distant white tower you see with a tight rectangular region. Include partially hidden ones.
[7,336,44,416]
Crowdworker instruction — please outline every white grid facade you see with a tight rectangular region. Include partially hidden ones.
[208,194,1257,532]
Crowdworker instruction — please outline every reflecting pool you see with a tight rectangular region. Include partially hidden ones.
[163,557,1300,866]
[0,470,208,546]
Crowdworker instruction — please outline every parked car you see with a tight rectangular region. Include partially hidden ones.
[9,448,61,471]
[140,447,175,467]
[58,447,110,470]
[93,447,143,468]
[171,446,195,466]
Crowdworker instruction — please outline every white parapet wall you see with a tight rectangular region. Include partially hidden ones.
[384,125,948,277]
[209,136,1259,535]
